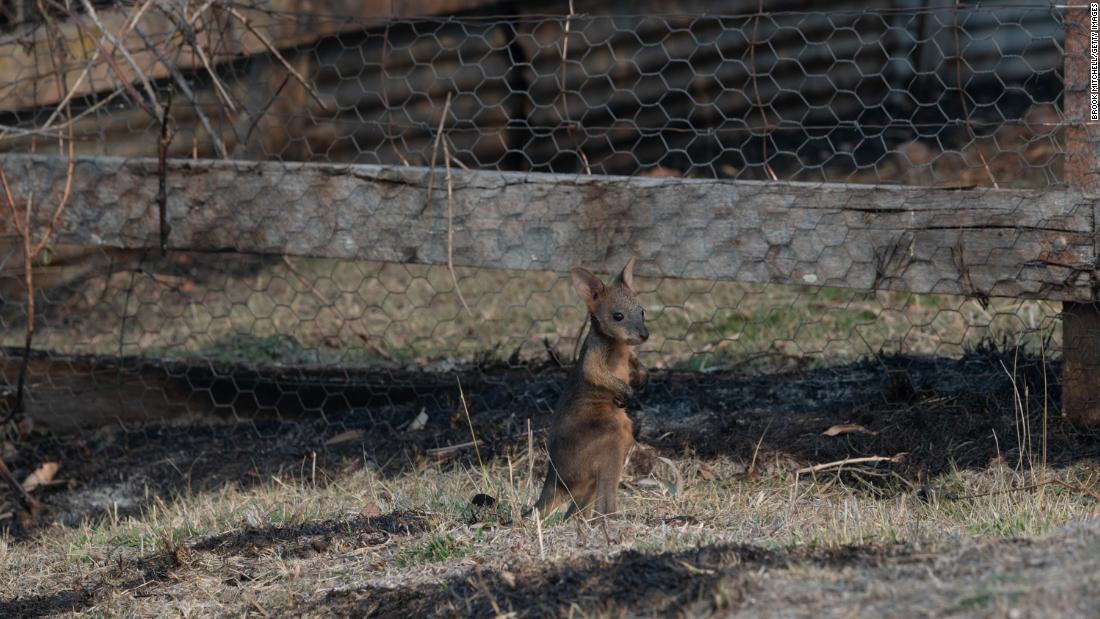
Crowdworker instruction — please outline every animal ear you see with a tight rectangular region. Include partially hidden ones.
[571,267,606,310]
[615,256,637,289]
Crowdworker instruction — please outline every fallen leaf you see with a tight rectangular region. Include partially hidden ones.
[822,423,876,437]
[697,463,716,481]
[406,409,428,432]
[359,503,382,518]
[324,429,363,445]
[22,462,60,492]
[500,570,517,587]
[657,456,684,496]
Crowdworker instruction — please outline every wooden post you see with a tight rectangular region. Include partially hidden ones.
[1063,304,1100,424]
[1063,6,1100,424]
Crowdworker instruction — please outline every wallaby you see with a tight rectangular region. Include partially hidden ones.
[531,257,649,521]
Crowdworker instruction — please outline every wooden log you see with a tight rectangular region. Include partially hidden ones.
[1061,7,1100,425]
[0,153,1094,301]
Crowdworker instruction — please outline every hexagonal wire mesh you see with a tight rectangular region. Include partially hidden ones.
[0,5,1067,453]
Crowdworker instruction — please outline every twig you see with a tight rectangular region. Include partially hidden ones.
[0,89,125,142]
[1,6,66,427]
[747,421,770,478]
[0,457,39,518]
[534,507,545,558]
[157,2,236,113]
[1054,479,1100,502]
[796,454,906,475]
[425,440,480,457]
[379,12,410,166]
[71,0,164,119]
[947,478,1100,503]
[30,135,76,259]
[31,0,155,135]
[559,0,583,167]
[953,1,998,188]
[225,6,325,110]
[0,127,75,427]
[446,142,470,171]
[543,337,564,368]
[157,94,174,255]
[442,119,473,316]
[241,73,292,148]
[750,0,778,181]
[423,92,452,215]
[132,24,229,159]
[281,256,333,306]
[570,316,588,363]
[527,418,535,496]
[456,377,483,469]
[354,332,397,363]
[947,480,1052,501]
[0,12,77,506]
[1041,329,1049,470]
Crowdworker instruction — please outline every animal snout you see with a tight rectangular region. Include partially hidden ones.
[639,329,649,342]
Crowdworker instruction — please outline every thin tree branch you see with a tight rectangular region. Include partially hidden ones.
[224,5,325,111]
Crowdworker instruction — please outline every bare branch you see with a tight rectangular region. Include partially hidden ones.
[224,5,325,111]
[78,0,164,119]
[133,25,229,159]
[424,92,452,214]
[32,0,155,134]
[43,0,159,119]
[0,169,25,238]
[30,138,74,258]
[156,1,237,113]
[0,89,125,143]
[796,454,907,475]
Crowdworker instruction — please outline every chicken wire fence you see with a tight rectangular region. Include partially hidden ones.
[0,3,1072,433]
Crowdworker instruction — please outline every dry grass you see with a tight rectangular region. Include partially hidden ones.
[2,443,1098,616]
[1,258,1060,373]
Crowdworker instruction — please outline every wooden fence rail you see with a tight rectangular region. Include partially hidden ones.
[1,153,1094,302]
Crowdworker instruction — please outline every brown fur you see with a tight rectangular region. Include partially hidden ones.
[532,257,648,521]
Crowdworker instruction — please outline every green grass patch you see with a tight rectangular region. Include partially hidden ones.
[395,534,469,567]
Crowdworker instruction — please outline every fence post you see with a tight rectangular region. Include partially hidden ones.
[1063,6,1100,424]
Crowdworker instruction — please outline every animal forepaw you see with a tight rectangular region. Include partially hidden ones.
[613,390,632,408]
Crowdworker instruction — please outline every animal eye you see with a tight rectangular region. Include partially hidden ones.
[612,312,624,322]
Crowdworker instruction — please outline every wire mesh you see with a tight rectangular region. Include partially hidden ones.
[0,5,1069,457]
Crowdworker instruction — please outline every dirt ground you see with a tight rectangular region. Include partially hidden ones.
[3,345,1100,617]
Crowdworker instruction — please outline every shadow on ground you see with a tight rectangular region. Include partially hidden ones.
[317,541,914,617]
[6,344,1100,534]
[11,507,1092,618]
[0,509,429,617]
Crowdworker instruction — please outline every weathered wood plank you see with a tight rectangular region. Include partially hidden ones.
[0,0,501,113]
[1061,7,1100,425]
[1,153,1095,301]
[1062,303,1100,425]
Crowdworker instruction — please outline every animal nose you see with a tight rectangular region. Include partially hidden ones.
[639,329,649,342]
